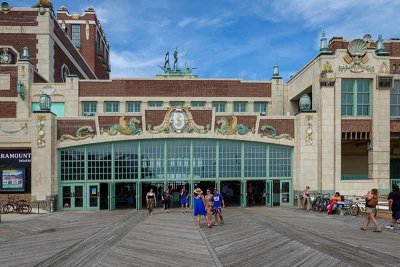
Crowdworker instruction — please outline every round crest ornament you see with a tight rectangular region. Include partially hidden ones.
[169,108,188,133]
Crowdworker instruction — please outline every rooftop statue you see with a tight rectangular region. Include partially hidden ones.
[173,48,178,70]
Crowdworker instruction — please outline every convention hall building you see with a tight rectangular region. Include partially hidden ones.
[0,2,400,211]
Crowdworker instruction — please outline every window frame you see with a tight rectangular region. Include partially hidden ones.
[233,101,247,112]
[391,80,400,118]
[82,101,97,116]
[212,101,226,112]
[71,24,81,48]
[253,101,268,113]
[148,101,163,108]
[341,79,371,117]
[126,101,141,113]
[104,101,119,113]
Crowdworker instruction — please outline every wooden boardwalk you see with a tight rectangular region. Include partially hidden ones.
[0,207,399,266]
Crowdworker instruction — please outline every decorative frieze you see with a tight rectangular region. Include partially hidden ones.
[60,126,95,141]
[36,116,46,148]
[338,39,374,73]
[215,116,253,135]
[102,116,142,136]
[305,115,313,145]
[147,107,210,134]
[260,125,292,140]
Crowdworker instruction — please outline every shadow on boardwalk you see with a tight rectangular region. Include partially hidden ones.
[0,207,399,267]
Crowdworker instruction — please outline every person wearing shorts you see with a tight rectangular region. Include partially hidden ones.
[386,184,400,230]
[212,188,225,225]
[180,186,189,213]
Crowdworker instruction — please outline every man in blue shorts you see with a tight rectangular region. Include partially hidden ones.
[180,185,189,213]
[212,188,225,225]
[386,184,400,230]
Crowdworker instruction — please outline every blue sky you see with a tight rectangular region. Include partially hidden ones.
[15,0,400,80]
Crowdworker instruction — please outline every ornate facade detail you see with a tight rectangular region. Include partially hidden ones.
[216,116,253,135]
[322,61,333,73]
[260,125,292,140]
[338,39,374,73]
[85,21,90,40]
[147,107,210,134]
[60,126,95,141]
[0,48,13,64]
[379,62,389,74]
[102,116,142,136]
[1,2,12,14]
[0,123,28,135]
[305,115,313,145]
[36,116,46,148]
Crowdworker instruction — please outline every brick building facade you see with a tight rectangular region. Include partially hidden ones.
[0,3,399,211]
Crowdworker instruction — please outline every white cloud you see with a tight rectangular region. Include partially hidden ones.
[178,12,234,29]
[110,50,162,78]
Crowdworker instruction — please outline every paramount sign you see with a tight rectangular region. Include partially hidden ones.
[0,151,31,165]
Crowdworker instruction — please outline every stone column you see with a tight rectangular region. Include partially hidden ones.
[271,77,284,115]
[319,74,336,194]
[369,77,390,193]
[16,60,34,119]
[64,76,80,117]
[31,112,57,203]
[295,112,319,193]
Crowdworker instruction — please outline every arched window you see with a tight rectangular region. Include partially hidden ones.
[61,64,70,82]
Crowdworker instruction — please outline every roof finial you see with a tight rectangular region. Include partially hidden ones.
[320,30,329,54]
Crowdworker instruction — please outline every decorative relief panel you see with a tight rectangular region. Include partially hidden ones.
[338,39,374,73]
[259,125,292,140]
[36,116,46,148]
[0,122,28,135]
[60,126,95,141]
[147,107,210,134]
[102,116,142,136]
[215,116,253,135]
[305,115,313,145]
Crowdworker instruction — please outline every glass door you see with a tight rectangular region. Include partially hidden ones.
[280,180,292,206]
[88,183,99,210]
[61,184,85,210]
[240,181,247,208]
[265,180,272,207]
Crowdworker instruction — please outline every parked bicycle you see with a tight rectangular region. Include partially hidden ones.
[311,194,330,212]
[349,196,378,217]
[2,198,32,214]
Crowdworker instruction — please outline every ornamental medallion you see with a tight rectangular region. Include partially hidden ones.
[169,108,188,133]
[0,48,12,64]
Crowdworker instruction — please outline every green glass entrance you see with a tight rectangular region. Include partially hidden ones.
[58,139,293,210]
[60,183,85,210]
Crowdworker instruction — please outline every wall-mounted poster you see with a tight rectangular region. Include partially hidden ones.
[2,168,25,190]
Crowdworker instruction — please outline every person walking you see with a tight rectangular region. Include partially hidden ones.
[162,188,172,213]
[248,183,255,206]
[302,186,310,210]
[204,189,214,228]
[180,185,189,213]
[146,187,156,215]
[212,188,225,226]
[193,188,207,228]
[360,188,381,232]
[386,184,400,230]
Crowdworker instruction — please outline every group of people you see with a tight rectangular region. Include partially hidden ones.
[193,187,225,228]
[145,186,226,228]
[302,184,400,232]
[145,185,190,215]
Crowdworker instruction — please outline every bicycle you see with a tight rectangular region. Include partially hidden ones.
[311,194,330,212]
[349,196,378,217]
[2,198,32,214]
